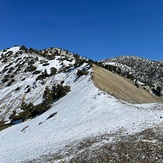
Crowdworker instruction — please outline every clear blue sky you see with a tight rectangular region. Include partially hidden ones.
[0,0,163,61]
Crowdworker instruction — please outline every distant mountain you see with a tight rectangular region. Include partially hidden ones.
[0,46,163,162]
[101,55,163,96]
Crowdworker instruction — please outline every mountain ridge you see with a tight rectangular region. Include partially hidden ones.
[0,45,90,125]
[0,45,163,125]
[101,55,163,97]
[0,45,163,162]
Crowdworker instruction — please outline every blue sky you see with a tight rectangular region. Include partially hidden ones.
[0,0,163,61]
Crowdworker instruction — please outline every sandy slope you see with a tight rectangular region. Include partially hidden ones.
[93,64,163,104]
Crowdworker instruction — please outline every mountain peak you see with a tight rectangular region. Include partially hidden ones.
[0,45,90,124]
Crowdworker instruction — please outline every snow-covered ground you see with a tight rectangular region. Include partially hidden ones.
[0,67,163,162]
[0,47,75,122]
[0,46,163,162]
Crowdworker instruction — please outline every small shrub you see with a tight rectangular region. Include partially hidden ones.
[157,86,162,96]
[4,74,10,78]
[20,45,27,51]
[35,56,39,61]
[52,84,70,100]
[25,65,37,72]
[3,49,7,52]
[9,111,17,120]
[135,83,139,88]
[6,62,13,68]
[152,86,162,97]
[6,79,15,86]
[29,48,35,53]
[42,63,49,66]
[50,67,57,76]
[28,59,35,65]
[77,69,89,78]
[10,74,14,78]
[2,77,9,83]
[47,55,55,60]
[43,86,53,106]
[15,87,21,91]
[32,70,41,74]
[8,67,14,73]
[73,54,80,66]
[36,70,49,80]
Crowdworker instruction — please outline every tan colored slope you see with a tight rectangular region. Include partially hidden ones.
[93,65,163,104]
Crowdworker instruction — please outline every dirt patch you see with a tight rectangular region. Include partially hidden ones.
[92,65,163,104]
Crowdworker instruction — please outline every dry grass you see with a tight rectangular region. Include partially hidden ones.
[92,64,163,104]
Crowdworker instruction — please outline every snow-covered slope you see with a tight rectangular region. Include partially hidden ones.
[0,46,77,123]
[0,60,163,162]
[0,47,163,162]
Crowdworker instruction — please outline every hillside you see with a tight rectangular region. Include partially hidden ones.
[0,63,163,162]
[0,46,88,125]
[102,56,163,97]
[0,46,163,162]
[93,64,163,103]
